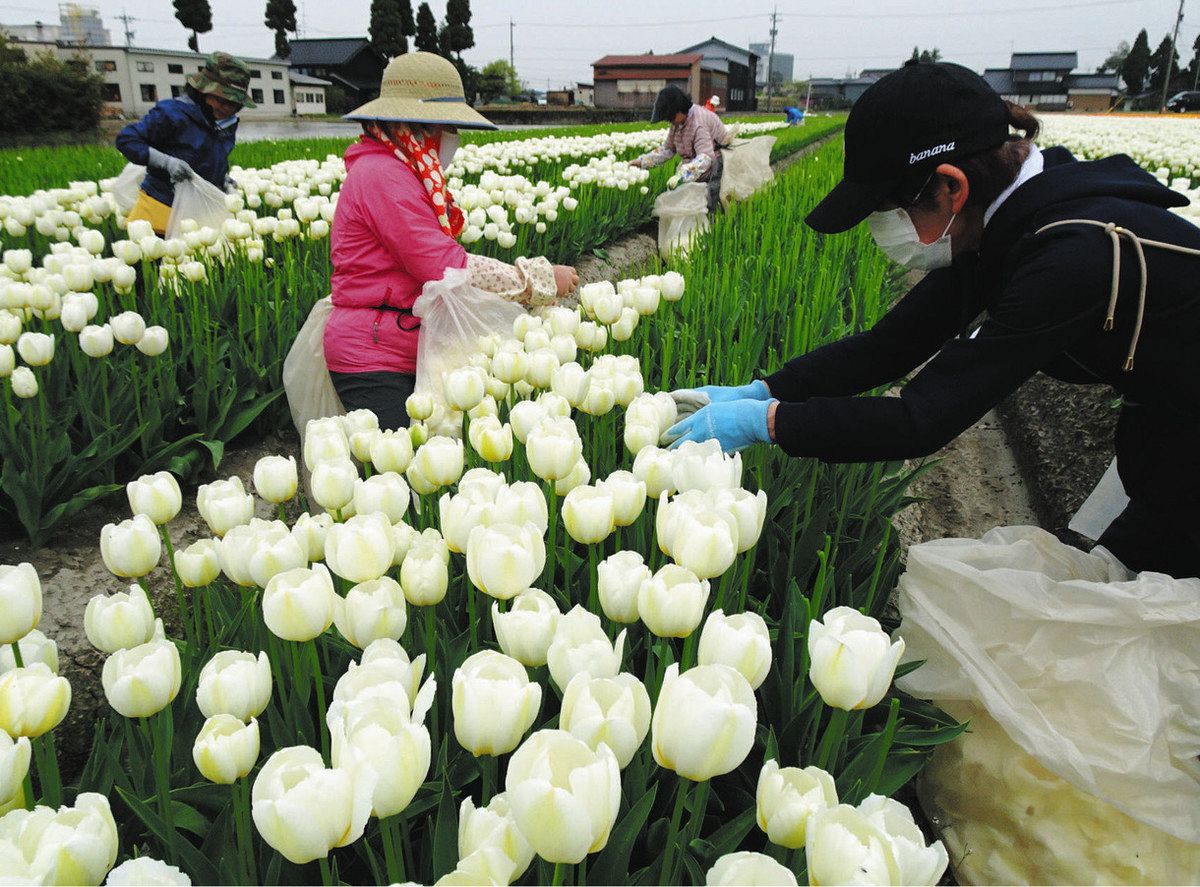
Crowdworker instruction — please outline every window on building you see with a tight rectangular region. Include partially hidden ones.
[617,78,667,93]
[251,87,264,104]
[271,70,282,80]
[170,85,183,98]
[168,63,183,74]
[250,69,261,78]
[273,89,285,104]
[102,83,121,102]
[135,60,154,72]
[94,60,116,72]
[140,83,157,102]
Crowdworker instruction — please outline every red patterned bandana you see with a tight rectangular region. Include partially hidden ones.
[368,123,465,239]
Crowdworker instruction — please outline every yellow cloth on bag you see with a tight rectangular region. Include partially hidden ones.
[126,189,172,236]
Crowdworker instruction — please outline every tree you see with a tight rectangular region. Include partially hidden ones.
[1188,33,1200,89]
[369,0,407,58]
[1097,40,1129,74]
[1148,34,1180,95]
[0,36,104,136]
[1121,29,1151,93]
[442,0,474,60]
[173,0,212,53]
[481,59,520,96]
[908,46,941,64]
[399,0,415,41]
[264,0,297,59]
[414,2,440,53]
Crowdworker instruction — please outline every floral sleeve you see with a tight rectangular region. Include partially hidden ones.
[466,253,558,307]
[635,140,677,169]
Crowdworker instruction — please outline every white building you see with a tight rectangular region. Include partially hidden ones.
[290,72,332,115]
[3,3,110,46]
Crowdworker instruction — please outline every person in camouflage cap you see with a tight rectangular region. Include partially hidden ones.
[115,51,253,233]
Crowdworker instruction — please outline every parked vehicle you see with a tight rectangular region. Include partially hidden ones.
[1166,90,1200,112]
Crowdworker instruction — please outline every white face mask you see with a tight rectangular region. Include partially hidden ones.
[867,207,957,271]
[437,131,460,167]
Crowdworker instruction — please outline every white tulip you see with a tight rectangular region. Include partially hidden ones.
[109,310,145,345]
[262,564,335,642]
[9,366,36,398]
[325,513,395,583]
[714,487,769,552]
[857,793,949,886]
[672,439,742,493]
[807,607,904,711]
[334,577,407,649]
[369,429,414,474]
[452,650,542,756]
[638,563,709,639]
[84,584,156,654]
[468,415,513,463]
[0,793,118,885]
[102,638,181,719]
[0,727,30,810]
[525,416,582,481]
[290,512,333,562]
[507,399,546,443]
[546,606,626,689]
[595,550,649,624]
[136,326,169,356]
[193,714,260,785]
[196,476,255,537]
[487,482,549,535]
[0,630,57,675]
[466,522,545,601]
[334,639,426,713]
[554,457,591,496]
[99,513,161,578]
[0,562,40,645]
[651,663,756,781]
[560,672,651,769]
[699,610,772,689]
[352,473,411,523]
[400,532,450,606]
[439,487,494,554]
[196,650,272,721]
[632,446,676,499]
[0,344,12,377]
[660,271,685,301]
[3,249,32,275]
[126,470,182,525]
[79,323,114,357]
[755,759,838,849]
[491,587,560,667]
[458,794,534,886]
[311,458,357,512]
[805,804,901,887]
[303,420,350,470]
[16,332,53,366]
[444,365,487,412]
[706,851,797,886]
[253,455,298,504]
[174,538,221,587]
[598,470,646,527]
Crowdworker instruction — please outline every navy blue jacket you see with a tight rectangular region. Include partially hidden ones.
[766,148,1200,510]
[115,96,237,205]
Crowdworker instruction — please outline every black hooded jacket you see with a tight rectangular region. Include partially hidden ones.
[765,147,1200,508]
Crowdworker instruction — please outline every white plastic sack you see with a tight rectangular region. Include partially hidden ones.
[1068,457,1129,541]
[411,266,525,399]
[283,296,344,435]
[107,163,146,216]
[654,182,709,260]
[719,135,777,206]
[895,527,1200,880]
[166,174,232,239]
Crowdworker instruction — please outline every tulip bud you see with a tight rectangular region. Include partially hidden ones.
[174,538,221,587]
[406,392,435,422]
[109,310,145,345]
[349,429,378,463]
[102,638,181,719]
[253,455,298,504]
[526,417,583,482]
[10,365,36,398]
[699,609,772,690]
[596,550,649,624]
[0,562,41,645]
[334,640,426,713]
[651,663,756,781]
[291,512,333,562]
[304,420,350,470]
[197,477,255,537]
[507,399,547,443]
[99,513,161,579]
[251,745,375,865]
[491,587,559,667]
[0,728,30,812]
[410,436,464,490]
[126,470,182,525]
[311,458,357,512]
[193,714,261,785]
[84,584,157,654]
[136,325,169,356]
[504,730,621,864]
[16,331,53,366]
[333,577,407,649]
[856,793,950,886]
[561,484,615,545]
[468,415,514,463]
[262,564,336,642]
[807,607,904,711]
[352,473,410,524]
[452,650,542,756]
[79,323,114,357]
[197,650,272,722]
[0,344,12,378]
[466,522,545,601]
[660,271,685,301]
[0,630,57,675]
[400,533,450,606]
[369,429,414,474]
[672,439,742,493]
[638,563,709,639]
[805,804,902,887]
[325,513,395,584]
[444,366,487,412]
[547,606,626,690]
[0,662,70,738]
[598,471,646,527]
[0,793,118,884]
[713,487,769,553]
[706,851,798,886]
[0,313,19,345]
[490,347,530,384]
[458,794,534,886]
[560,672,651,769]
[754,759,838,849]
[631,446,676,499]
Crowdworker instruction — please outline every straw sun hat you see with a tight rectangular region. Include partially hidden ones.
[344,52,497,130]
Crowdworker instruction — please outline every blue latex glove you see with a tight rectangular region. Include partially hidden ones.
[663,398,774,453]
[671,379,770,417]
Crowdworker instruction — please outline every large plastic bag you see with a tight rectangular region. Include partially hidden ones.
[411,266,525,399]
[1068,457,1129,541]
[106,163,146,216]
[283,296,344,434]
[719,135,776,206]
[654,182,709,259]
[166,174,231,239]
[895,526,1200,883]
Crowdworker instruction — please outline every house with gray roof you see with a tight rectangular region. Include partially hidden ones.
[286,38,386,110]
[984,51,1120,111]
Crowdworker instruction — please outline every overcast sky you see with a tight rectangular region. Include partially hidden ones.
[2,0,1194,83]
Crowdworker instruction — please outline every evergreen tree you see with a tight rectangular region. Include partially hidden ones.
[1148,34,1180,95]
[1188,33,1200,89]
[1097,41,1129,75]
[1121,29,1151,93]
[442,0,474,60]
[264,0,297,58]
[173,0,212,53]
[414,2,440,53]
[399,0,415,40]
[369,0,407,58]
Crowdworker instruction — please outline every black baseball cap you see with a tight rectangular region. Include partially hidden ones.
[806,61,1011,233]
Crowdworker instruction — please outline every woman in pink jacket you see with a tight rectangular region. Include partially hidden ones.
[326,52,578,429]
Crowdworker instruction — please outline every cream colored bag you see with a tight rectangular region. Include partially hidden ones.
[283,296,344,435]
[719,135,776,206]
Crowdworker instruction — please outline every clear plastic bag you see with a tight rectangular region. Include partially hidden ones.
[895,526,1200,883]
[283,296,344,434]
[654,182,710,259]
[106,163,146,216]
[719,135,777,207]
[411,266,525,399]
[166,174,232,239]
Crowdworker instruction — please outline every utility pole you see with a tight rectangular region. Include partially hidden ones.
[509,19,515,72]
[804,75,812,113]
[764,7,778,111]
[117,7,134,47]
[1161,0,1184,110]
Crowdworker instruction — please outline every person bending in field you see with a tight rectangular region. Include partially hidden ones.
[631,85,731,210]
[115,52,252,235]
[323,52,579,430]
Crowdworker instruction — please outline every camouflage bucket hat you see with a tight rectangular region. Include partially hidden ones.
[187,52,255,108]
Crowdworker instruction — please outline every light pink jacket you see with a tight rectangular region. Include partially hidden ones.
[324,136,467,375]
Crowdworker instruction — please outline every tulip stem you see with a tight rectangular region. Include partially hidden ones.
[318,855,334,886]
[380,814,405,883]
[587,544,599,614]
[277,502,287,522]
[20,766,33,810]
[9,642,23,668]
[479,754,496,805]
[158,525,193,650]
[816,707,849,772]
[232,778,256,884]
[552,862,568,886]
[32,732,61,808]
[143,713,177,862]
[545,482,559,594]
[466,572,478,650]
[307,640,330,764]
[660,777,690,885]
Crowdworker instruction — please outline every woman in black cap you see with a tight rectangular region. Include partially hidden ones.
[665,60,1200,578]
[631,85,730,209]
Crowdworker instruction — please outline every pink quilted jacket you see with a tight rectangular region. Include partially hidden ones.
[324,136,468,375]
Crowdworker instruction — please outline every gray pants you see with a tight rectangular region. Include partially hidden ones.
[329,370,415,431]
[706,155,724,212]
